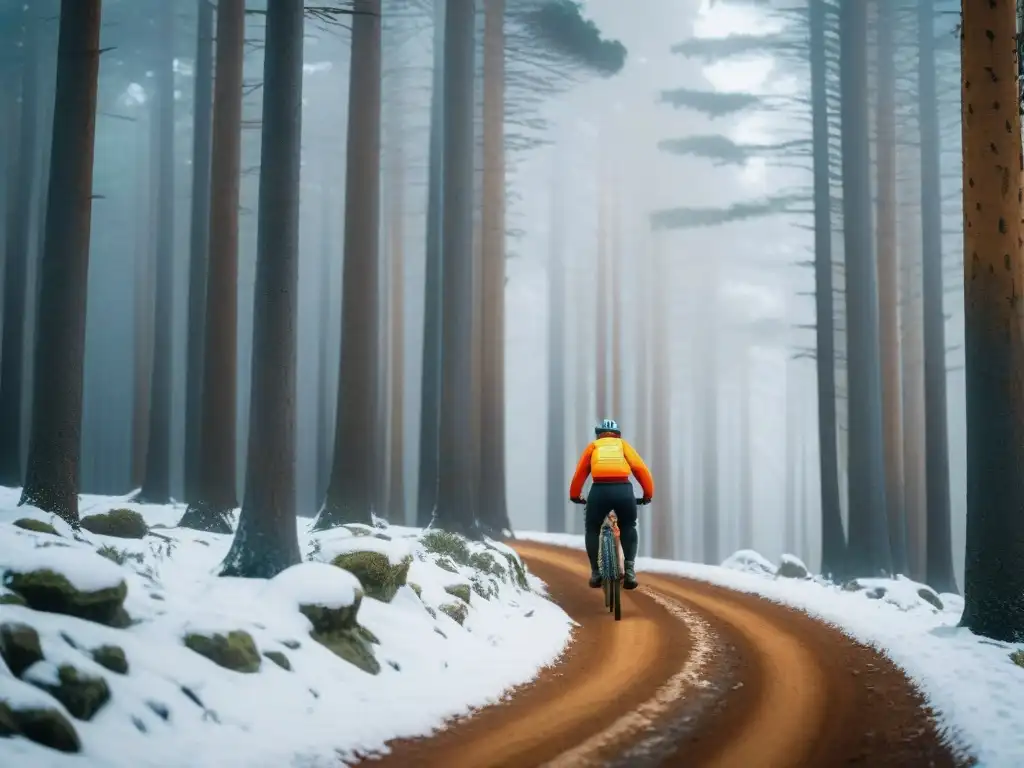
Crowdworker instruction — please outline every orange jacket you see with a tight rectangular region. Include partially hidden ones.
[568,436,655,500]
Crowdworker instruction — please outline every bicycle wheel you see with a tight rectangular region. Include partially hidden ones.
[613,577,621,621]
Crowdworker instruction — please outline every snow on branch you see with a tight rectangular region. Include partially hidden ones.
[658,88,761,117]
[650,193,809,231]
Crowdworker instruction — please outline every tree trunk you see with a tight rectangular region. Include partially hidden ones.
[19,0,102,525]
[959,0,1024,641]
[874,0,907,575]
[784,356,797,554]
[220,0,304,578]
[180,0,244,533]
[700,263,719,564]
[315,0,382,531]
[918,0,957,594]
[183,0,215,504]
[416,0,445,527]
[432,0,479,537]
[138,1,175,504]
[650,236,674,559]
[900,211,926,581]
[131,111,155,491]
[546,165,566,534]
[839,0,890,576]
[809,0,845,580]
[0,10,38,487]
[317,190,333,502]
[610,190,623,420]
[384,81,406,524]
[595,173,609,418]
[478,0,510,536]
[737,347,753,550]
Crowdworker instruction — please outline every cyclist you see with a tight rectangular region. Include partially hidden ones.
[568,418,654,591]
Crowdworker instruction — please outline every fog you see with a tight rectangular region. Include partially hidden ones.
[0,0,969,583]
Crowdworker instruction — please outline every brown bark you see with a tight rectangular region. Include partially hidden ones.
[478,0,510,535]
[138,0,175,504]
[384,85,406,523]
[317,0,383,529]
[19,0,102,524]
[183,0,215,503]
[959,0,1024,640]
[220,0,304,578]
[180,0,245,532]
[874,0,907,574]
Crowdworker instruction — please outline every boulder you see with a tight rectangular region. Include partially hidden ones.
[79,509,149,539]
[444,583,471,604]
[439,601,469,626]
[434,556,458,574]
[12,518,60,537]
[9,705,80,752]
[421,530,471,565]
[0,701,17,736]
[295,590,380,675]
[183,630,261,673]
[91,644,128,675]
[0,589,26,607]
[29,663,111,721]
[263,650,291,671]
[3,568,129,628]
[0,622,44,677]
[331,551,411,603]
[776,555,809,580]
[916,586,944,610]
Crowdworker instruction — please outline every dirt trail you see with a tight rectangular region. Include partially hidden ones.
[362,542,965,768]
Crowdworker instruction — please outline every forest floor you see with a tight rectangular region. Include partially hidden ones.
[0,488,571,767]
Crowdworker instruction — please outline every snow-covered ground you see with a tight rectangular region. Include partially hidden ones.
[0,487,572,768]
[518,531,1024,768]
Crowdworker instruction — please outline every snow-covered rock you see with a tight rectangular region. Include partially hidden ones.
[0,487,572,767]
[721,549,776,577]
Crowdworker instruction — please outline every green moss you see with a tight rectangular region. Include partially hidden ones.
[0,700,16,737]
[468,550,506,580]
[91,645,128,675]
[0,622,44,677]
[1011,650,1024,669]
[439,601,469,626]
[183,630,261,673]
[407,582,423,600]
[263,650,292,671]
[443,584,471,604]
[331,551,411,603]
[3,568,129,627]
[421,530,471,565]
[494,548,529,590]
[80,509,148,539]
[96,545,144,566]
[12,518,60,537]
[6,705,80,752]
[0,590,26,607]
[32,665,111,721]
[471,576,499,601]
[434,555,459,574]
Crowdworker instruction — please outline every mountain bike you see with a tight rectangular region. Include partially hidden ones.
[572,497,649,621]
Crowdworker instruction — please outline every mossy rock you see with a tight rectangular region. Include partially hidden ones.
[495,548,529,590]
[1010,650,1024,668]
[916,586,943,610]
[434,555,459,574]
[263,650,292,671]
[0,589,26,607]
[3,568,129,628]
[439,601,469,626]
[96,545,144,566]
[177,504,233,535]
[468,550,507,581]
[0,700,17,736]
[444,584,471,604]
[298,591,363,634]
[91,645,128,675]
[0,622,44,677]
[183,630,261,673]
[6,704,80,752]
[80,509,148,539]
[470,576,499,601]
[342,524,374,537]
[421,530,471,565]
[408,582,423,600]
[12,518,60,537]
[331,551,411,603]
[311,627,380,675]
[776,557,809,579]
[31,664,111,721]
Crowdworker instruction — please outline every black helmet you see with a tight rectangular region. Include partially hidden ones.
[595,418,621,437]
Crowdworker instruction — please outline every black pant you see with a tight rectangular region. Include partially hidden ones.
[584,482,638,573]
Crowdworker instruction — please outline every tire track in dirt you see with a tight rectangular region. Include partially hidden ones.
[358,541,967,768]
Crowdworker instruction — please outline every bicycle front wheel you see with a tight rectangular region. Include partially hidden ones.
[612,577,621,621]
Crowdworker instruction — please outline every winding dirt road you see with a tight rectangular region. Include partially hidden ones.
[362,541,969,768]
